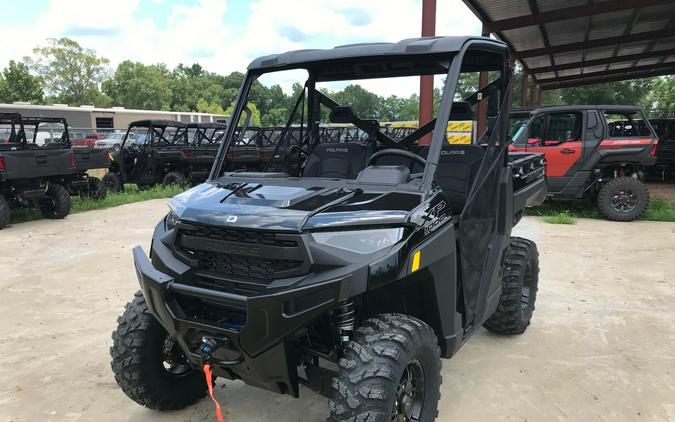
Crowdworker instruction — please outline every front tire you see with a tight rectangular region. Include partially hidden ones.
[484,237,539,335]
[110,292,208,410]
[330,314,441,422]
[39,183,71,219]
[162,171,187,187]
[0,194,10,229]
[87,177,107,200]
[597,176,649,222]
[102,171,123,193]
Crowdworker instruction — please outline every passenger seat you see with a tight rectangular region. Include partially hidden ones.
[435,144,485,214]
[303,143,371,179]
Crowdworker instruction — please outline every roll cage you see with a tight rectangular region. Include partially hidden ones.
[20,117,71,148]
[0,113,27,147]
[209,37,511,192]
[120,120,189,150]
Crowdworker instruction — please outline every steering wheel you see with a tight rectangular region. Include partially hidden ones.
[368,148,427,167]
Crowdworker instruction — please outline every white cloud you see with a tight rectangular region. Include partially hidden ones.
[0,0,482,97]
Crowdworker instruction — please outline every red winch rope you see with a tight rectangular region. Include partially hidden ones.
[203,363,224,422]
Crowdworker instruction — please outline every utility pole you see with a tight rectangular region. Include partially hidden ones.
[418,0,436,145]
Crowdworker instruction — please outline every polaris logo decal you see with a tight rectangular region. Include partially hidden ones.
[441,150,465,155]
[225,215,238,223]
[326,147,349,153]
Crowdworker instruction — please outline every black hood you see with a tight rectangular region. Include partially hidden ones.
[169,181,423,232]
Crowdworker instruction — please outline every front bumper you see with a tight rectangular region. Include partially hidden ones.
[133,245,349,395]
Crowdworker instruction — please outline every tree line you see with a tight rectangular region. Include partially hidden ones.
[0,37,672,127]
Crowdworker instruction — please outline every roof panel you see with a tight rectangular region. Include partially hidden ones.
[544,18,588,46]
[501,26,545,50]
[636,57,665,66]
[550,50,583,65]
[472,0,531,21]
[587,10,635,40]
[535,0,588,13]
[522,56,551,69]
[653,37,675,50]
[617,42,649,56]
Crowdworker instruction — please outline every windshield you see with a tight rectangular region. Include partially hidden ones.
[211,45,507,190]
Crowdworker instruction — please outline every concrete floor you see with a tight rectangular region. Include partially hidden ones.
[0,199,673,421]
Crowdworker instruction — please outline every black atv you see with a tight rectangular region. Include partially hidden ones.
[103,120,191,191]
[0,113,72,228]
[21,116,110,199]
[111,36,547,421]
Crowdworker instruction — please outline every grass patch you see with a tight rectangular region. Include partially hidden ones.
[527,197,675,223]
[8,184,183,225]
[542,212,576,225]
[642,198,675,221]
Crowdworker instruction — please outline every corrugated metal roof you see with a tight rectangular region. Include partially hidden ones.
[463,0,675,89]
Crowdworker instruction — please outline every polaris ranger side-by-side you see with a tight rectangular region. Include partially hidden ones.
[111,36,547,421]
[20,116,110,199]
[0,114,72,228]
[510,106,658,221]
[103,120,188,191]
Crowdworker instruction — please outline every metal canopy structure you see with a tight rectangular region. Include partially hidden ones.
[462,0,675,104]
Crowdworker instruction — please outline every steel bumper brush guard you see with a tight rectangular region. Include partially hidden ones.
[112,35,547,422]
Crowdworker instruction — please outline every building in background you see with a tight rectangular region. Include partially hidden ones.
[0,102,228,131]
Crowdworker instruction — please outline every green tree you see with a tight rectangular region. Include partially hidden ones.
[0,60,43,103]
[332,84,380,118]
[224,102,261,126]
[26,37,109,106]
[102,61,173,110]
[544,79,652,106]
[645,76,675,111]
[170,63,226,112]
[196,98,226,115]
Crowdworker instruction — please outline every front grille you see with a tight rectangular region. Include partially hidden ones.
[176,224,308,291]
[194,250,302,281]
[187,225,297,247]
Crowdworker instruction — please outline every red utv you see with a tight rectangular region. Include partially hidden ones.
[510,105,658,221]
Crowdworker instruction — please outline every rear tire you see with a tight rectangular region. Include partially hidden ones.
[40,183,71,219]
[87,177,107,200]
[484,237,539,335]
[0,194,9,229]
[102,172,122,193]
[597,176,649,222]
[110,291,208,410]
[162,171,187,187]
[329,314,441,422]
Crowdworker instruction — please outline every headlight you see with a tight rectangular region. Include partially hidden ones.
[311,228,404,254]
[165,210,179,230]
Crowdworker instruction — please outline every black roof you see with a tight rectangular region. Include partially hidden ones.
[530,105,648,114]
[0,112,22,120]
[187,122,227,129]
[21,116,68,125]
[247,36,507,79]
[129,119,187,128]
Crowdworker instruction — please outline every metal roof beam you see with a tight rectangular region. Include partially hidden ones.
[483,0,671,32]
[515,27,675,59]
[539,66,675,89]
[529,48,675,74]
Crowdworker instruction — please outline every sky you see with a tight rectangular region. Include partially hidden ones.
[0,0,482,97]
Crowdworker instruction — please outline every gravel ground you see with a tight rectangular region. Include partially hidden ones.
[0,199,674,422]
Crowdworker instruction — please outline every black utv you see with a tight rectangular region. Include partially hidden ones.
[103,120,186,191]
[21,116,109,199]
[0,114,71,228]
[111,36,547,421]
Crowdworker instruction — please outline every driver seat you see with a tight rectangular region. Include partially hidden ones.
[303,143,372,179]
